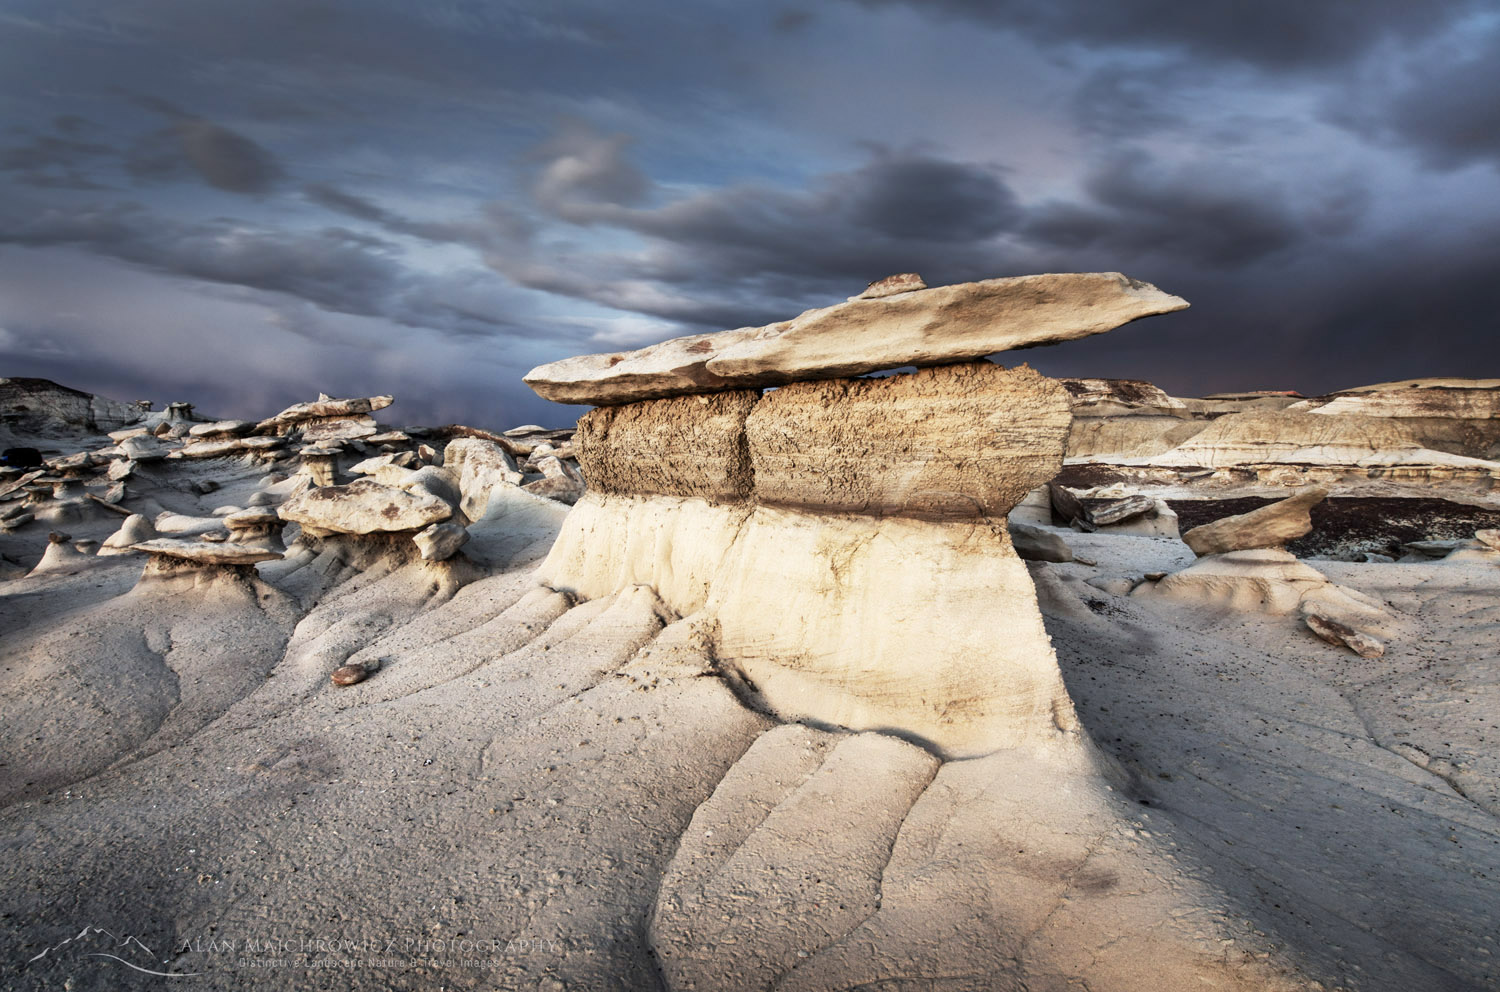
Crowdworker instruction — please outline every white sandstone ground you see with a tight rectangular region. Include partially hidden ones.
[3,362,1499,991]
[2,477,1497,990]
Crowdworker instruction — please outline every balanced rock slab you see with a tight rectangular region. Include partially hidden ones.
[576,390,758,502]
[1183,486,1327,556]
[257,394,393,433]
[131,538,283,565]
[174,436,286,459]
[299,415,379,442]
[188,419,252,438]
[525,273,1187,405]
[746,362,1070,519]
[277,479,453,535]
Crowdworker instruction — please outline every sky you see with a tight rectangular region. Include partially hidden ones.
[2,0,1498,428]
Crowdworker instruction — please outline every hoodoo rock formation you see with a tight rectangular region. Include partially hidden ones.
[530,273,1187,757]
[8,295,1500,990]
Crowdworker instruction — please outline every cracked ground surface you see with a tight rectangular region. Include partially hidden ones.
[2,497,1497,990]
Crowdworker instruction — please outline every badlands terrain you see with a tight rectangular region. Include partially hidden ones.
[1,272,1498,991]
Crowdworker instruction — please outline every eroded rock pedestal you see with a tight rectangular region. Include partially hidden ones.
[531,274,1187,757]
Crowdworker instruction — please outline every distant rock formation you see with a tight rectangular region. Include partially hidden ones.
[1060,376,1500,493]
[0,377,147,434]
[529,272,1189,757]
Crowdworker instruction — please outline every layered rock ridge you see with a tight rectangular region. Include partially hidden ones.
[531,275,1185,757]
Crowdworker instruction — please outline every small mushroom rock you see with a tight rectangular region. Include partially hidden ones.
[100,513,159,555]
[28,532,92,575]
[223,507,287,551]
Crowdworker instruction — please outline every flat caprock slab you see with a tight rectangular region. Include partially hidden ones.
[525,272,1187,406]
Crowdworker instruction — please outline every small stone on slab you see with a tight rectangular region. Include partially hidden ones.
[852,272,926,300]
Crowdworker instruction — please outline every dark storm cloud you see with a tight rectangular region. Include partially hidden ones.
[528,124,653,217]
[0,100,283,194]
[491,123,1494,405]
[302,183,532,250]
[124,105,284,193]
[172,118,284,193]
[773,10,815,34]
[3,202,397,315]
[848,0,1485,70]
[1333,23,1500,171]
[491,129,1028,327]
[1023,217,1500,399]
[1023,150,1370,267]
[3,0,1498,427]
[0,200,530,341]
[844,155,1019,241]
[0,132,114,189]
[302,183,391,223]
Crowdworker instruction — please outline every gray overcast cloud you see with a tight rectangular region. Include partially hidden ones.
[1,0,1497,427]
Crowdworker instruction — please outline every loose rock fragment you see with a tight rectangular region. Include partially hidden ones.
[330,664,370,686]
[1182,486,1327,556]
[1088,494,1157,527]
[1009,522,1074,563]
[413,520,470,561]
[1304,613,1386,658]
[119,434,170,462]
[522,475,586,505]
[1047,482,1095,531]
